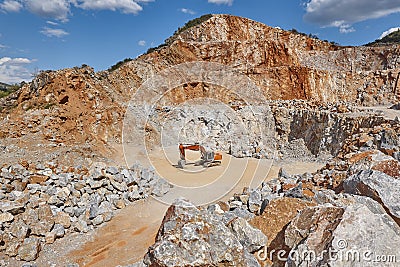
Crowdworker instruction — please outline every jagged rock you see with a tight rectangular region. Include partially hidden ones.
[106,166,119,175]
[52,223,65,238]
[5,240,20,257]
[55,211,71,228]
[74,220,89,233]
[45,231,56,244]
[228,217,267,253]
[114,199,126,209]
[223,207,255,223]
[344,170,400,222]
[145,198,264,266]
[0,212,14,223]
[92,214,104,225]
[110,178,128,192]
[284,205,345,266]
[0,200,25,215]
[250,197,315,266]
[283,182,304,199]
[9,219,29,239]
[151,178,171,197]
[379,128,400,150]
[18,237,41,261]
[248,190,262,213]
[328,196,400,267]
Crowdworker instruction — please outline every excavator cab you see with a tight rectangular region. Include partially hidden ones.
[177,143,222,168]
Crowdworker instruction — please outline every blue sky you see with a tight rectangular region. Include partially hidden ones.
[1,0,400,84]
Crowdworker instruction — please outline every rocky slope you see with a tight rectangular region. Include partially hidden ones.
[1,14,400,266]
[1,14,400,164]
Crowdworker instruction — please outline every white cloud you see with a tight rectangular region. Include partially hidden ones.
[1,0,151,21]
[339,24,355,34]
[0,44,7,49]
[138,40,146,46]
[77,0,143,14]
[46,20,60,26]
[0,0,22,12]
[208,0,233,5]
[180,8,195,15]
[40,27,69,38]
[304,0,400,33]
[0,56,34,84]
[25,0,71,22]
[380,27,400,39]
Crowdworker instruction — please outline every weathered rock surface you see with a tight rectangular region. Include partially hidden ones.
[143,198,266,267]
[344,169,400,223]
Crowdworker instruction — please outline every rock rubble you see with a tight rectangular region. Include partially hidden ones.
[0,162,172,261]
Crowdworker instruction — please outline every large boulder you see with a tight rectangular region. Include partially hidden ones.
[143,198,266,267]
[279,195,400,267]
[344,169,400,223]
[328,196,400,267]
[284,205,345,267]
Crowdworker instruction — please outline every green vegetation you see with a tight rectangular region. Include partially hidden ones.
[290,28,318,39]
[289,28,340,46]
[146,14,213,54]
[172,14,213,38]
[108,58,133,72]
[0,82,23,98]
[366,29,400,46]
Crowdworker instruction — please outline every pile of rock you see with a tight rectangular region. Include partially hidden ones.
[132,146,400,267]
[138,198,267,267]
[0,162,172,261]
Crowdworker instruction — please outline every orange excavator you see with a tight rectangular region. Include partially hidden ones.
[178,143,222,168]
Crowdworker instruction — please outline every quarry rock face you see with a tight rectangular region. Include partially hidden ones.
[0,14,400,266]
[1,14,399,165]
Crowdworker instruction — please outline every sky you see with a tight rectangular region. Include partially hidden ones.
[1,0,400,84]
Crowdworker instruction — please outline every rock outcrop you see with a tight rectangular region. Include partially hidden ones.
[143,198,266,267]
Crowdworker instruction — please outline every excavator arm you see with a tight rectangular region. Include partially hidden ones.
[178,143,222,168]
[179,144,206,160]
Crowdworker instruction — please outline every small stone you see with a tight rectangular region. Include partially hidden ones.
[284,182,304,199]
[55,211,71,228]
[18,237,41,261]
[103,212,113,222]
[114,199,126,209]
[47,195,63,206]
[5,240,20,257]
[29,174,48,184]
[230,200,243,209]
[248,190,262,213]
[0,212,14,223]
[10,220,29,239]
[106,166,119,175]
[0,200,25,215]
[45,231,56,244]
[110,179,128,192]
[11,180,27,191]
[92,215,104,225]
[52,224,65,238]
[89,179,103,189]
[128,189,141,201]
[74,220,89,233]
[27,184,41,194]
[239,194,249,205]
[88,203,99,220]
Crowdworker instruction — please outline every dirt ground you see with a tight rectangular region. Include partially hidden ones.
[11,147,322,267]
